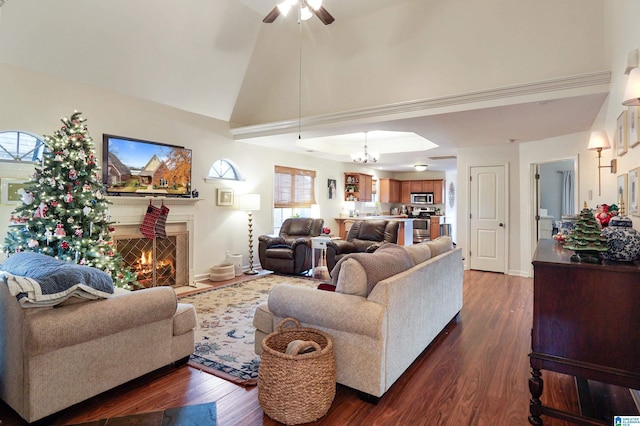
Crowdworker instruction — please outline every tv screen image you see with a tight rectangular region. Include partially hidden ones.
[102,134,192,197]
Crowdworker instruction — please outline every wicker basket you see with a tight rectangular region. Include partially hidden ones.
[258,318,336,425]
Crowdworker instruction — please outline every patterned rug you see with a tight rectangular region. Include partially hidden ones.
[180,274,320,386]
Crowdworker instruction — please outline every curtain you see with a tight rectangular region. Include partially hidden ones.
[561,170,574,216]
[274,165,316,208]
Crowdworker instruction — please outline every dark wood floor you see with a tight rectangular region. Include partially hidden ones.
[1,270,637,425]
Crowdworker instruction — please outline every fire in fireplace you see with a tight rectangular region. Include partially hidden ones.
[113,224,188,288]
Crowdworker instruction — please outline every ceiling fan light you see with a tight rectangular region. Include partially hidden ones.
[300,5,313,20]
[305,0,322,11]
[414,164,428,172]
[277,1,292,16]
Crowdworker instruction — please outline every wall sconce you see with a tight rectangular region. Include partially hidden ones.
[623,49,640,106]
[587,131,617,196]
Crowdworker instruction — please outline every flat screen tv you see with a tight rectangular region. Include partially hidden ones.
[102,134,192,197]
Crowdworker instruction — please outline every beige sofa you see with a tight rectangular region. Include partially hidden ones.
[0,284,196,423]
[253,237,463,399]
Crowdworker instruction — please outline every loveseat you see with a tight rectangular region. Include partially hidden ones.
[0,264,196,423]
[253,236,463,400]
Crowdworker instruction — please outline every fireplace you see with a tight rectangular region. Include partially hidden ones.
[113,223,189,288]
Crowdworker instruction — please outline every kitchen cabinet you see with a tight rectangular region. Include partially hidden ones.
[410,181,423,192]
[430,216,441,240]
[401,181,412,203]
[433,179,444,204]
[379,178,401,203]
[344,173,373,202]
[421,180,434,193]
[400,179,445,204]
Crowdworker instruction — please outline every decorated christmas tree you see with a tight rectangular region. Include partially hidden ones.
[3,111,137,289]
[564,202,608,263]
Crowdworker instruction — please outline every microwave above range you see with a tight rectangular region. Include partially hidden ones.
[410,192,434,205]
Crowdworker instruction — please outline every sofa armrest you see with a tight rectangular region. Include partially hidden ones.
[25,287,178,356]
[258,235,285,247]
[267,284,385,339]
[326,239,356,254]
[290,237,311,250]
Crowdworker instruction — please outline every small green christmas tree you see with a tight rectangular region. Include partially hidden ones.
[564,202,608,263]
[3,111,138,289]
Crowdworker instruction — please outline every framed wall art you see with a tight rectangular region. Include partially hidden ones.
[216,188,234,206]
[617,173,628,214]
[628,106,640,148]
[328,179,336,199]
[616,110,628,156]
[628,168,639,216]
[1,178,28,205]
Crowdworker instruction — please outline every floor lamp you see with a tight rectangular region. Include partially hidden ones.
[239,194,261,275]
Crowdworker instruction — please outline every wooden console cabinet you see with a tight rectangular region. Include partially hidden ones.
[529,239,640,425]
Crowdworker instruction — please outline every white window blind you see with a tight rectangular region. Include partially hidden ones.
[274,165,316,208]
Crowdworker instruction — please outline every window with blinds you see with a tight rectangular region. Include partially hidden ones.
[274,165,316,208]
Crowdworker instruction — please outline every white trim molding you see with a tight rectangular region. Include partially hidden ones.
[231,71,611,140]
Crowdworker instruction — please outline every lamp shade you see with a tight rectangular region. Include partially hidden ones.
[623,67,640,106]
[239,193,261,211]
[587,131,611,151]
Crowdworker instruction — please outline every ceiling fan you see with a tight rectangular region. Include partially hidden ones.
[263,0,335,25]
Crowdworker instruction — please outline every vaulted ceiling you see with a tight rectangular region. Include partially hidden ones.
[0,0,610,171]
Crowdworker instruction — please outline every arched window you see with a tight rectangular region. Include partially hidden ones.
[208,159,243,181]
[0,131,46,162]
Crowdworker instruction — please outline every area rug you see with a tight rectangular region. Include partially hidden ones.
[180,275,320,386]
[69,402,216,425]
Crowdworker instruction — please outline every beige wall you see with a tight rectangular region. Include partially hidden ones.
[233,0,607,126]
[0,63,371,278]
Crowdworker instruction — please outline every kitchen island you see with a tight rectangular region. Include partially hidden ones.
[334,216,414,245]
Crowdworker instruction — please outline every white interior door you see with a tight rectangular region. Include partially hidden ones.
[469,165,507,273]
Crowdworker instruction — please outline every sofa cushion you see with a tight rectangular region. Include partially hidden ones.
[332,243,414,296]
[335,258,368,296]
[404,243,432,265]
[425,236,454,257]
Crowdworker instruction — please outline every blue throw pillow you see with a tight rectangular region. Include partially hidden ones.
[0,252,114,295]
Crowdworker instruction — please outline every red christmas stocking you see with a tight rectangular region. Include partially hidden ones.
[154,204,170,239]
[140,204,161,239]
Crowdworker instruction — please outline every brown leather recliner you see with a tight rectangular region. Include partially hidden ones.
[258,217,324,275]
[325,219,400,275]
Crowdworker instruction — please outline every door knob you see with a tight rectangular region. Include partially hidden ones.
[499,223,504,227]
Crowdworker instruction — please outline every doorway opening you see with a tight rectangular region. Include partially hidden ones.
[530,157,578,259]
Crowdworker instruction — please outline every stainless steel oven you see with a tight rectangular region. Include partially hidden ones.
[412,219,430,243]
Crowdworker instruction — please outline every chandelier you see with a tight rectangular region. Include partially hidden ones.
[351,132,380,164]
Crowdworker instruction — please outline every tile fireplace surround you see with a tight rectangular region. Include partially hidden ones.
[108,197,196,288]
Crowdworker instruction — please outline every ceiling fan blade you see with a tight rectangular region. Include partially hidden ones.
[312,5,335,25]
[263,6,281,23]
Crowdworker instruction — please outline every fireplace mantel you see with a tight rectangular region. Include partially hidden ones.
[107,196,202,206]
